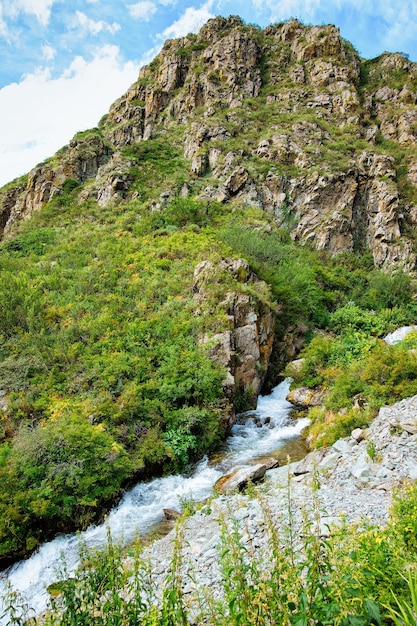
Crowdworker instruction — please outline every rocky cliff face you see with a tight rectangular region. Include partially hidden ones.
[1,16,417,270]
[0,132,112,237]
[193,258,275,426]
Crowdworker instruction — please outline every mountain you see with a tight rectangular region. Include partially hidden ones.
[2,15,417,269]
[0,15,417,564]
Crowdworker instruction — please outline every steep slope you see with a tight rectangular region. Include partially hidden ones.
[1,16,417,565]
[2,16,417,269]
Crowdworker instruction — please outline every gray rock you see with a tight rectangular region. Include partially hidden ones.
[287,386,324,407]
[293,449,326,475]
[384,326,417,345]
[214,464,268,494]
[318,452,341,472]
[351,428,365,442]
[332,439,353,454]
[350,452,372,482]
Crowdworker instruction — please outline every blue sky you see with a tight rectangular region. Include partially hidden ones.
[1,0,417,187]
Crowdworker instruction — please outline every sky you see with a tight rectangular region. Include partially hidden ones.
[1,0,417,188]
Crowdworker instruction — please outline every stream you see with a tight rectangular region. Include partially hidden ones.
[0,378,309,622]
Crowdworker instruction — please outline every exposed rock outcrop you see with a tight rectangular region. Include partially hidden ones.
[1,132,112,238]
[1,17,417,270]
[193,258,275,426]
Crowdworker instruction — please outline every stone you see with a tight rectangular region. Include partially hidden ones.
[261,457,280,470]
[293,449,327,475]
[265,463,297,485]
[214,464,268,494]
[163,508,181,520]
[318,452,341,472]
[332,439,353,454]
[404,460,417,480]
[287,386,323,407]
[350,452,372,482]
[384,326,417,345]
[402,421,417,435]
[287,358,306,374]
[351,428,365,442]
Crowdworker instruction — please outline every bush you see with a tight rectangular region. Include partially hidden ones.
[0,413,132,559]
[6,482,417,625]
[0,228,57,257]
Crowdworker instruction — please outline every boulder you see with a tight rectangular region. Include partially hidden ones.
[384,326,417,345]
[293,449,327,475]
[214,464,268,494]
[349,451,373,482]
[287,386,323,407]
[351,428,365,443]
[163,508,182,521]
[332,439,353,454]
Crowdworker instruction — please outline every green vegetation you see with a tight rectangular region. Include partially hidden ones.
[1,16,417,573]
[0,208,229,559]
[1,161,416,561]
[4,478,417,625]
[0,182,413,564]
[286,289,417,447]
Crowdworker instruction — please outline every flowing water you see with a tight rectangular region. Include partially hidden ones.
[0,378,309,622]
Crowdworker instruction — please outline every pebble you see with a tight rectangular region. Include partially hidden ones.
[131,394,417,603]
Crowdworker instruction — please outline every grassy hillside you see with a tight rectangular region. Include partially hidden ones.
[1,153,417,562]
[1,18,417,564]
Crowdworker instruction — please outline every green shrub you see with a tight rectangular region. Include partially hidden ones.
[390,482,417,555]
[6,483,417,625]
[0,228,57,257]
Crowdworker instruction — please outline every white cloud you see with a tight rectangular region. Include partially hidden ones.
[42,44,56,61]
[0,5,9,39]
[0,45,138,187]
[162,1,215,39]
[74,11,121,35]
[0,0,56,33]
[10,0,56,26]
[251,0,321,22]
[128,1,157,20]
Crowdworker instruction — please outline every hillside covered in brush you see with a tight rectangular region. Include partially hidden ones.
[1,15,417,564]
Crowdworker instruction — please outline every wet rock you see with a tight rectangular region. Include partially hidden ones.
[163,508,182,521]
[214,464,268,494]
[287,386,323,407]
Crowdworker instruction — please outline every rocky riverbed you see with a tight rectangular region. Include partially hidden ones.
[136,393,417,602]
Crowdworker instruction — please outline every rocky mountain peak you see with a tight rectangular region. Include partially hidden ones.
[1,16,417,271]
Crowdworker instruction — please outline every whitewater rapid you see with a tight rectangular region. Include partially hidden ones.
[0,378,309,622]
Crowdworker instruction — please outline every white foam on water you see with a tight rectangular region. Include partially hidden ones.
[0,378,308,622]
